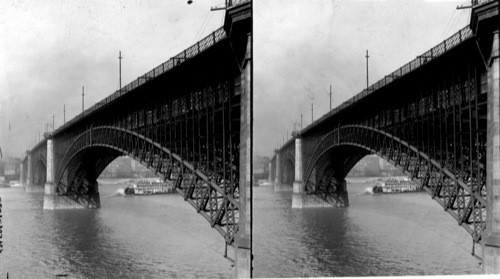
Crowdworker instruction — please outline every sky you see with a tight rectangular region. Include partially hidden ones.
[254,0,471,157]
[0,1,472,159]
[0,0,225,158]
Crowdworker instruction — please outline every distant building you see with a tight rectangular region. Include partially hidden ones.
[348,155,403,177]
[0,157,21,182]
[100,156,155,178]
[253,155,270,181]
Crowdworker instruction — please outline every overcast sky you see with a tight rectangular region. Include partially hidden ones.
[1,1,471,159]
[254,0,470,157]
[0,0,225,157]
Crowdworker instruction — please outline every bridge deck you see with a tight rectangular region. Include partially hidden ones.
[52,27,227,138]
[299,26,474,140]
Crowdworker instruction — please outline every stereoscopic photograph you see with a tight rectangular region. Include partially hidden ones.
[1,0,500,278]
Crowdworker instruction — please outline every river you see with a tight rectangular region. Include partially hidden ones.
[0,178,484,278]
[0,180,233,278]
[253,178,482,277]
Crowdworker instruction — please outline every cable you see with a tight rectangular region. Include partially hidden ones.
[194,11,211,42]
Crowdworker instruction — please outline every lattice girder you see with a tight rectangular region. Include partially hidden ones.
[305,124,487,242]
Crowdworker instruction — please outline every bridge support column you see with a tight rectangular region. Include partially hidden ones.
[292,137,304,193]
[273,152,287,191]
[268,161,273,184]
[484,28,500,274]
[26,151,32,186]
[24,151,41,192]
[19,162,25,187]
[43,136,88,209]
[292,137,306,208]
[233,31,252,279]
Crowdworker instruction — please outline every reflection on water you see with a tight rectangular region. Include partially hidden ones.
[0,182,232,278]
[254,179,482,277]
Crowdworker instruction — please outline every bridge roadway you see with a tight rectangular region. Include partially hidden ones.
[18,1,252,277]
[270,1,499,274]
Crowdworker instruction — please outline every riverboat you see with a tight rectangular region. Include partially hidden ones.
[124,179,175,195]
[372,177,420,194]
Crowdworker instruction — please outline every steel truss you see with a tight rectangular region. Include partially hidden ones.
[299,32,487,241]
[305,124,486,242]
[55,76,241,244]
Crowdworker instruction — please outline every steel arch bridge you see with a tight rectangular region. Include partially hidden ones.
[270,1,500,270]
[20,2,252,276]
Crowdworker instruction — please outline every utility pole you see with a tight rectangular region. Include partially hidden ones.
[329,85,332,111]
[63,104,66,124]
[366,50,369,92]
[119,51,122,92]
[311,102,314,123]
[301,114,303,130]
[82,86,85,113]
[52,115,54,132]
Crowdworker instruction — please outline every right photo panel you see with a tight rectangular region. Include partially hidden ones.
[253,0,500,277]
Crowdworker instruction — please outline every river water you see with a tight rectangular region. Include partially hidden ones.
[0,180,233,278]
[253,178,482,277]
[0,178,484,278]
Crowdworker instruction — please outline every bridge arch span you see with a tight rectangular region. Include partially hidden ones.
[304,124,486,242]
[56,125,240,244]
[281,151,295,185]
[33,155,47,186]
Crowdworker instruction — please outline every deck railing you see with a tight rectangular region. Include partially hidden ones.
[304,25,474,134]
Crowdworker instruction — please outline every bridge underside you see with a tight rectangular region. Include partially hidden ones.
[299,32,488,242]
[51,35,244,243]
[58,146,121,208]
[33,160,47,186]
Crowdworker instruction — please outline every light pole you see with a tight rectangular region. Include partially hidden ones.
[82,86,85,113]
[329,85,332,111]
[366,50,369,91]
[119,51,122,93]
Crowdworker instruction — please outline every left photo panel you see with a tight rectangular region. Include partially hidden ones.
[0,1,252,278]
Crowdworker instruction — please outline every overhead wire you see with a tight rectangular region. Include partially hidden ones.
[194,10,212,43]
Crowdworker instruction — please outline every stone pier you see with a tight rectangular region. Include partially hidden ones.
[484,27,500,274]
[292,137,336,208]
[24,151,44,192]
[472,1,500,273]
[19,162,25,187]
[43,135,87,209]
[273,152,290,191]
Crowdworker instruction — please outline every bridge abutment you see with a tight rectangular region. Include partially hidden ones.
[227,4,252,273]
[473,1,500,273]
[484,28,500,274]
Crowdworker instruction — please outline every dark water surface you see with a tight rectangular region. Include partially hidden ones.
[0,181,233,278]
[254,179,482,278]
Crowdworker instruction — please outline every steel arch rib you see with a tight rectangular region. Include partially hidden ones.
[304,124,486,242]
[56,125,240,244]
